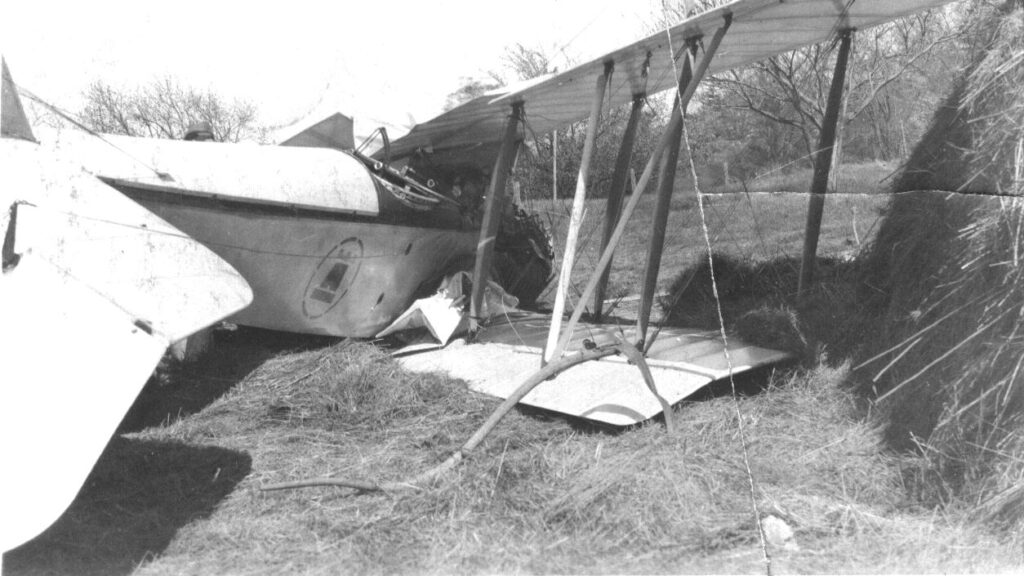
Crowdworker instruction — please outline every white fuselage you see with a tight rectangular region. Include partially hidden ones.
[42,129,479,337]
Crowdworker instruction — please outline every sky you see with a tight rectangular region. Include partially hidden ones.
[5,0,665,139]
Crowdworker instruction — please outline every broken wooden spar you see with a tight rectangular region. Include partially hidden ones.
[593,93,646,321]
[798,28,855,298]
[470,104,523,323]
[553,16,732,359]
[542,63,613,363]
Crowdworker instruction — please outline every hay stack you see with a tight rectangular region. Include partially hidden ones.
[856,0,1024,523]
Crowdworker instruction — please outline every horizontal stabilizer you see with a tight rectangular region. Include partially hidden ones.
[1,253,170,552]
[3,140,253,342]
[1,133,252,550]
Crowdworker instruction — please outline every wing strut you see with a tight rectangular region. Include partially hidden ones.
[552,15,732,361]
[636,39,699,346]
[543,62,614,363]
[798,28,855,297]
[470,103,523,323]
[593,93,646,321]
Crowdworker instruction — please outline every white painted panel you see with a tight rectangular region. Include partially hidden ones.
[1,131,251,551]
[400,341,713,426]
[0,253,168,551]
[3,139,253,343]
[397,312,792,426]
[134,199,478,337]
[39,128,379,216]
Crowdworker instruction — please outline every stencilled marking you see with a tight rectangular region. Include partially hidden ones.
[311,262,349,304]
[302,238,363,319]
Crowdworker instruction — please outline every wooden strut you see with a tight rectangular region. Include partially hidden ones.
[797,29,854,298]
[552,16,731,361]
[552,129,558,203]
[543,62,613,363]
[636,40,698,346]
[593,94,646,321]
[259,340,674,493]
[470,103,523,324]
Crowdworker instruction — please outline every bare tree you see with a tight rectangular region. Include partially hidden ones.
[443,77,502,111]
[79,77,264,142]
[444,44,558,111]
[729,11,959,158]
[442,42,667,200]
[496,43,558,84]
[655,0,968,175]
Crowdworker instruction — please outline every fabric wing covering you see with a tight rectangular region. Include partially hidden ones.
[387,0,958,167]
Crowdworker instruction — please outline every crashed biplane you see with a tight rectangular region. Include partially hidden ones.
[2,0,959,553]
[32,0,959,345]
[394,0,961,424]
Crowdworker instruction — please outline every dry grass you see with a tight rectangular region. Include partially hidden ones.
[527,168,888,317]
[6,327,1022,574]
[851,2,1024,525]
[7,122,1023,573]
[658,252,858,362]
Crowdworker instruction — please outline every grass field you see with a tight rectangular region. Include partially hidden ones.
[6,163,1023,575]
[529,161,892,315]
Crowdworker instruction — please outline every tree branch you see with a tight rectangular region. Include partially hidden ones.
[259,339,679,494]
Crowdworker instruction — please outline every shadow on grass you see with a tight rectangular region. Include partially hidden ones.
[118,326,341,433]
[4,326,338,576]
[3,437,251,576]
[684,364,793,402]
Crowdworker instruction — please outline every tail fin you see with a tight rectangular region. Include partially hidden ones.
[1,57,35,141]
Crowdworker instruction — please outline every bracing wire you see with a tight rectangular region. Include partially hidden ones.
[684,115,774,576]
[658,2,772,573]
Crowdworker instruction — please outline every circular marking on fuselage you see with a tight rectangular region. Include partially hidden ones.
[302,238,364,319]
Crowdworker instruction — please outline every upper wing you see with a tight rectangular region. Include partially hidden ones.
[1,58,252,552]
[388,0,957,166]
